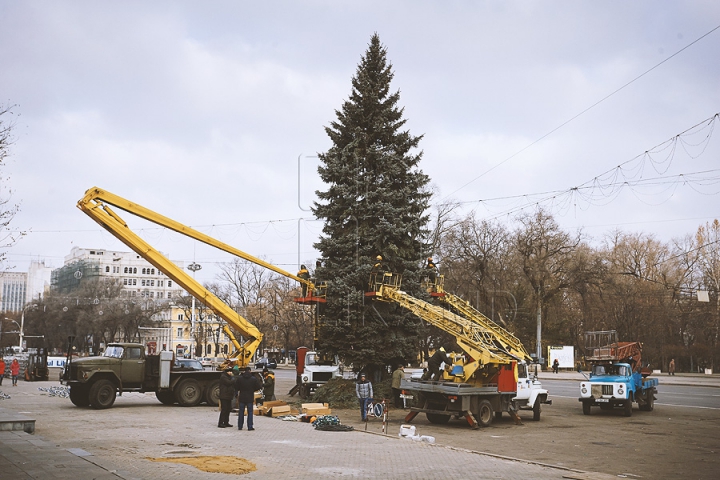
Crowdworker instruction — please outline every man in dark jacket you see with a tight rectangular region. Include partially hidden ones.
[235,367,262,430]
[218,366,237,428]
[422,347,451,381]
[262,367,276,402]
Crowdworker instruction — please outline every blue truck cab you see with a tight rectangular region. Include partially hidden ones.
[579,362,658,416]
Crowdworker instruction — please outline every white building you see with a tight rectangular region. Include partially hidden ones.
[53,247,186,301]
[0,259,53,312]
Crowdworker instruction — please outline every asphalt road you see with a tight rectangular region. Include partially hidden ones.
[542,379,720,410]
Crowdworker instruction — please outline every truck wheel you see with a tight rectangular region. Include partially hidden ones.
[156,391,176,405]
[426,413,451,424]
[477,400,494,427]
[205,380,220,406]
[582,400,591,415]
[69,385,90,407]
[175,379,203,406]
[639,390,655,412]
[532,398,541,421]
[623,399,633,417]
[89,380,117,409]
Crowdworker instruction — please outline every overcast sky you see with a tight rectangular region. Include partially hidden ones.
[1,1,719,284]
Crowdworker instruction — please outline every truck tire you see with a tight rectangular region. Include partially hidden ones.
[175,378,203,406]
[477,400,494,428]
[532,398,541,421]
[639,390,655,412]
[69,385,90,407]
[89,379,117,409]
[623,399,633,417]
[156,391,176,405]
[205,380,220,406]
[582,400,591,415]
[426,412,451,424]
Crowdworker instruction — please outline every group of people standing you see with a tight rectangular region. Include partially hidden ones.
[218,366,275,430]
[0,358,20,387]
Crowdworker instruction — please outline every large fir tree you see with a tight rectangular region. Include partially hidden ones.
[313,34,431,377]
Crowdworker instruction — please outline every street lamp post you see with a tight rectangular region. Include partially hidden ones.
[187,262,202,358]
[11,304,38,352]
[214,326,222,357]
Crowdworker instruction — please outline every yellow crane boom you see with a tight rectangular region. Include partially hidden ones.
[369,273,524,383]
[77,186,314,366]
[430,280,531,362]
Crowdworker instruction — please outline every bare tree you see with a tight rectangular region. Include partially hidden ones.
[0,103,23,265]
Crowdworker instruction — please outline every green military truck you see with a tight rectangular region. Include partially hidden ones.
[61,343,222,409]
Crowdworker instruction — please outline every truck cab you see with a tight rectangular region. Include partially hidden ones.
[579,361,657,416]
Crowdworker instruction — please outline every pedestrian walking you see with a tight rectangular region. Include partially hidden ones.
[217,366,236,428]
[356,373,373,421]
[11,358,20,386]
[262,367,276,402]
[552,358,559,374]
[0,357,5,386]
[669,358,676,376]
[235,366,261,430]
[391,365,405,408]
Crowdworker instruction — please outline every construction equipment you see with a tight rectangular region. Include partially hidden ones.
[24,348,49,381]
[288,346,342,398]
[63,186,324,409]
[368,272,551,428]
[578,330,658,416]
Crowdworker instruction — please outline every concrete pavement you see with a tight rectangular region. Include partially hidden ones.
[0,379,619,480]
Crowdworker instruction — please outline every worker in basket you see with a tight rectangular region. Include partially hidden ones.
[297,264,310,296]
[422,347,451,381]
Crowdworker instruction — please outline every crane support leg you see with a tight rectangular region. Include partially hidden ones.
[464,412,480,430]
[404,411,419,423]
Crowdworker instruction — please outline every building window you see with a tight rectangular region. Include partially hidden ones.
[177,313,184,320]
[132,279,137,286]
[177,327,183,338]
[133,267,137,274]
[105,266,110,273]
[168,281,172,287]
[150,280,155,287]
[167,292,172,298]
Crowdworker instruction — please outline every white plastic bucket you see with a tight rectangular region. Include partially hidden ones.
[399,424,416,437]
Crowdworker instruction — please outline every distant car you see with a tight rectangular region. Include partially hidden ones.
[175,358,204,371]
[197,357,214,368]
[255,358,277,369]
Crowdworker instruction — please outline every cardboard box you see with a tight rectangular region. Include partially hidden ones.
[302,403,331,415]
[270,405,291,417]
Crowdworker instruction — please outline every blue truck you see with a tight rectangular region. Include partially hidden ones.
[578,331,658,417]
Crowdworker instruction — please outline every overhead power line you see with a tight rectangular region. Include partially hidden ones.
[444,23,720,200]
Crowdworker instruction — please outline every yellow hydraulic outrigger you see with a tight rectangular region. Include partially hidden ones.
[367,272,523,383]
[77,186,322,368]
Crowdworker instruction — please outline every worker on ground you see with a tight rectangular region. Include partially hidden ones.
[235,366,261,431]
[391,364,405,408]
[356,373,374,421]
[552,358,559,374]
[422,347,450,381]
[297,264,310,297]
[217,366,237,428]
[426,257,438,283]
[0,357,5,386]
[262,367,276,402]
